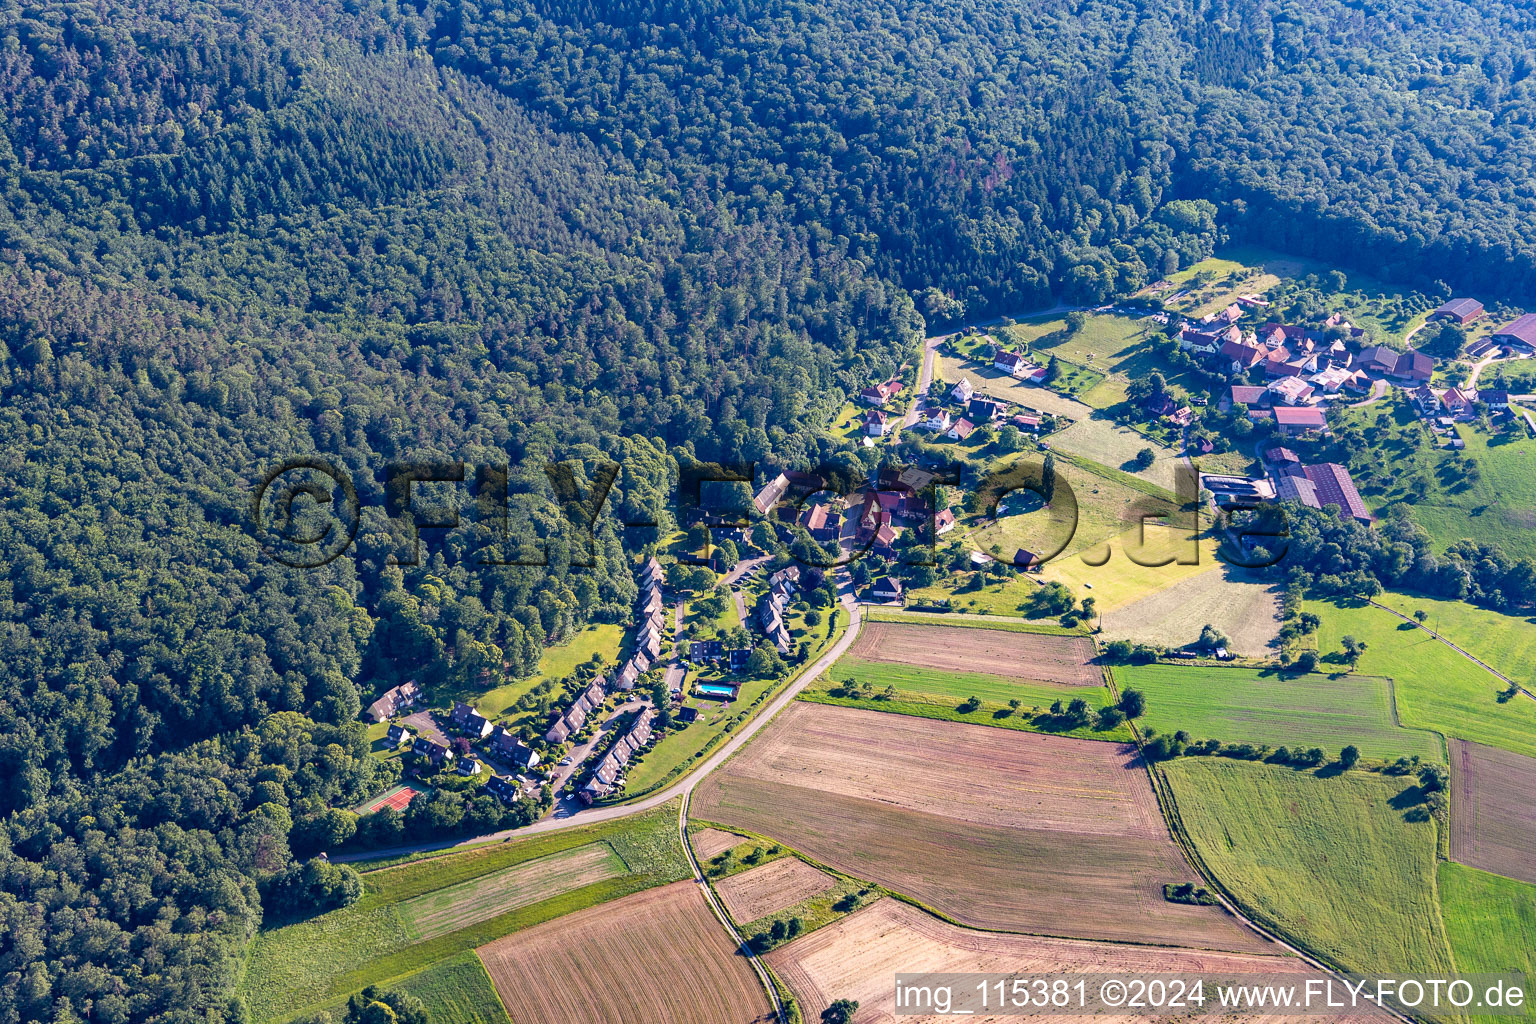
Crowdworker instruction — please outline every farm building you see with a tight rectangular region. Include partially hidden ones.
[1491,313,1536,351]
[1275,463,1372,524]
[1430,297,1484,324]
[1272,406,1327,436]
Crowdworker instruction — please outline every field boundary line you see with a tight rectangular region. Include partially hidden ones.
[679,792,787,1024]
[1366,598,1536,704]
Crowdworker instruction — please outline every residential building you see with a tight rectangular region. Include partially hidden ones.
[1272,405,1327,436]
[933,508,957,535]
[921,408,952,432]
[366,679,423,723]
[947,417,977,441]
[1482,389,1511,410]
[859,378,903,405]
[865,408,890,436]
[1268,376,1316,406]
[450,701,494,739]
[486,774,524,805]
[869,576,904,601]
[488,727,540,768]
[386,723,412,747]
[951,378,975,403]
[457,757,483,777]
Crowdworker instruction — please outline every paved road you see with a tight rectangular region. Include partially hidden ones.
[339,592,864,862]
[1347,377,1389,407]
[721,555,769,627]
[545,698,646,816]
[901,334,946,431]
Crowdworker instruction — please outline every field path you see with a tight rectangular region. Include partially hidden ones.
[338,587,865,862]
[1366,599,1536,703]
[680,792,787,1023]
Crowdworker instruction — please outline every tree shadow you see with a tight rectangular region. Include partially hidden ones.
[1388,784,1428,811]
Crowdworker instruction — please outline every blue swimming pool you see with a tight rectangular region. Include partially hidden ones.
[696,684,736,698]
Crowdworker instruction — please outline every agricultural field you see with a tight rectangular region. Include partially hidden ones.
[393,952,509,1024]
[475,881,770,1024]
[1120,664,1442,762]
[1161,759,1453,978]
[1039,526,1218,612]
[689,826,747,861]
[694,703,1269,951]
[863,609,1086,635]
[848,621,1099,685]
[1373,590,1536,689]
[1438,863,1536,1024]
[1449,740,1536,885]
[810,657,1129,741]
[763,900,1332,1024]
[1309,598,1536,758]
[1098,564,1282,656]
[237,804,688,1023]
[396,844,625,941]
[715,856,837,924]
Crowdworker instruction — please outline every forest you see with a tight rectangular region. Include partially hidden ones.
[2,0,1536,1020]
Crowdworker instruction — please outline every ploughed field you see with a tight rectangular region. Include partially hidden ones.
[715,856,838,924]
[476,881,771,1024]
[766,899,1388,1024]
[1450,740,1536,886]
[848,621,1100,686]
[693,703,1269,952]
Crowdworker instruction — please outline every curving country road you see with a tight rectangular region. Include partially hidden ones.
[337,593,864,862]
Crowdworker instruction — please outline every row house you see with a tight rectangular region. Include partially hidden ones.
[450,701,494,739]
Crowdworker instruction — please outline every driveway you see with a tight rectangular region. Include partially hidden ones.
[1348,378,1389,407]
[547,697,645,817]
[721,555,769,627]
[338,583,863,861]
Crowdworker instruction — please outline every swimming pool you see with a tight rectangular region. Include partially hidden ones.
[696,684,737,698]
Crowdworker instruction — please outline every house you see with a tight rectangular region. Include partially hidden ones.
[1309,365,1354,394]
[692,638,723,661]
[1169,406,1193,428]
[951,378,975,403]
[1218,340,1268,373]
[1272,406,1327,436]
[1482,389,1511,410]
[1227,384,1270,411]
[489,727,540,768]
[727,648,752,673]
[864,408,890,436]
[1268,376,1316,406]
[1180,324,1240,354]
[486,774,524,805]
[1491,313,1536,351]
[637,555,663,588]
[366,679,423,723]
[921,408,952,432]
[1440,386,1475,419]
[1430,298,1485,325]
[752,472,791,515]
[386,723,413,747]
[869,576,904,601]
[994,350,1029,376]
[933,508,957,535]
[1275,462,1372,524]
[860,378,903,405]
[1012,548,1042,570]
[1141,392,1178,419]
[967,396,1008,423]
[1012,413,1041,430]
[615,661,640,691]
[544,718,572,744]
[1191,435,1216,455]
[412,737,453,764]
[1266,447,1301,465]
[457,757,483,777]
[947,417,977,441]
[450,701,494,739]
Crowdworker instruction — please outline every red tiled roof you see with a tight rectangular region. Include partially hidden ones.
[1272,406,1326,426]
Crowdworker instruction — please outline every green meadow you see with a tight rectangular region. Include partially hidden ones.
[1309,598,1536,758]
[1438,863,1536,1024]
[1118,663,1443,762]
[1162,759,1453,979]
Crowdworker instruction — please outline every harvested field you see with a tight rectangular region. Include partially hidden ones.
[716,857,837,924]
[1101,565,1282,656]
[1450,740,1536,885]
[397,843,625,941]
[767,900,1372,1024]
[694,703,1269,951]
[690,827,746,862]
[476,881,771,1024]
[848,621,1099,686]
[1049,416,1181,491]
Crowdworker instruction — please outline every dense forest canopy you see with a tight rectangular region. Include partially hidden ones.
[3,0,1536,1020]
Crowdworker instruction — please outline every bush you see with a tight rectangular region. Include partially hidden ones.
[1118,689,1145,718]
[1292,650,1319,672]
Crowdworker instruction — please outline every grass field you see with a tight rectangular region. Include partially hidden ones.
[1438,863,1536,1024]
[1048,416,1181,489]
[1162,759,1453,978]
[476,881,770,1024]
[1039,526,1217,612]
[695,703,1269,952]
[1309,597,1536,758]
[1119,664,1443,762]
[1099,563,1282,656]
[1374,590,1536,690]
[450,622,626,722]
[239,803,689,1023]
[394,952,509,1024]
[863,608,1086,635]
[848,620,1099,684]
[396,843,625,941]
